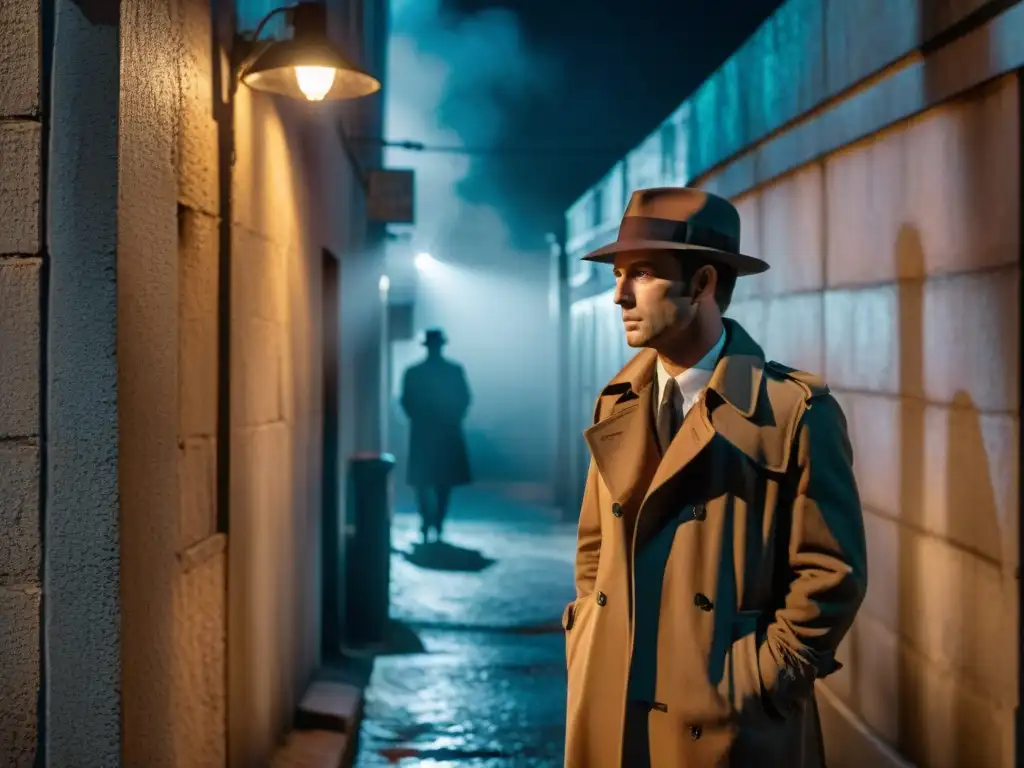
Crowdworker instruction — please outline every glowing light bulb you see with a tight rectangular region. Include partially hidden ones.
[378,274,390,292]
[294,66,336,101]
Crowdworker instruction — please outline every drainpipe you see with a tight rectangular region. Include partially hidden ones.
[547,229,572,519]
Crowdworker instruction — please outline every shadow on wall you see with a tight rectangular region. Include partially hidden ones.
[913,9,1015,763]
[946,389,1001,768]
[894,223,1003,765]
[895,223,925,761]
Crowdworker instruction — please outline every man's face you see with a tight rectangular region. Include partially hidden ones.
[612,250,692,348]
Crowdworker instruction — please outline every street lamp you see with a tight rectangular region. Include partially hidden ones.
[235,2,381,102]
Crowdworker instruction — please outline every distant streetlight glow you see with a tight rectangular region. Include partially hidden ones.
[415,252,435,271]
[378,274,390,292]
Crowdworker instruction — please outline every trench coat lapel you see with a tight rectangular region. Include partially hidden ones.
[583,350,661,518]
[582,321,768,549]
[635,321,767,548]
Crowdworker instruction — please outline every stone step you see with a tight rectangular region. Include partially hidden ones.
[270,730,349,768]
[295,680,363,734]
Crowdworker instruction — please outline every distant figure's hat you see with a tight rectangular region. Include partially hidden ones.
[582,186,769,276]
[423,328,447,346]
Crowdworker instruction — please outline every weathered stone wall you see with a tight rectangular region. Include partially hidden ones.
[1,0,384,765]
[225,9,385,768]
[159,0,227,762]
[564,2,1023,765]
[725,74,1019,767]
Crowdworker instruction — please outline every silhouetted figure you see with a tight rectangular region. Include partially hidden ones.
[400,329,472,543]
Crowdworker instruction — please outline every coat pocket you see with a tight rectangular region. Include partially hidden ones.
[563,599,580,671]
[563,596,596,673]
[718,611,781,723]
[562,600,577,631]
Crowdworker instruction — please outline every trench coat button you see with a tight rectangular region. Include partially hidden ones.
[692,503,706,521]
[596,591,607,607]
[693,593,713,611]
[690,725,702,741]
[611,503,623,518]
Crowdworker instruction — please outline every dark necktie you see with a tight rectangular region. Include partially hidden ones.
[656,377,680,452]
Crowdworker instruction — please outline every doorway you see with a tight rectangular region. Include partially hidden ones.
[320,248,342,658]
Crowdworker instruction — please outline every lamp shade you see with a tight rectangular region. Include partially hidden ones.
[239,2,381,102]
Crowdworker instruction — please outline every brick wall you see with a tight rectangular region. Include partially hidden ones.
[0,0,42,763]
[725,74,1019,767]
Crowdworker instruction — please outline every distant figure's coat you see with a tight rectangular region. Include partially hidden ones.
[400,357,472,488]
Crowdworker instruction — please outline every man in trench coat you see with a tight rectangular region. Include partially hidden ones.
[562,187,868,768]
[400,328,473,542]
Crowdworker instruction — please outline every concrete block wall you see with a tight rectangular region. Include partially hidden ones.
[0,0,42,762]
[115,0,382,761]
[724,74,1019,767]
[226,84,376,767]
[121,1,381,764]
[1,0,382,763]
[117,0,195,760]
[228,88,313,765]
[169,0,228,761]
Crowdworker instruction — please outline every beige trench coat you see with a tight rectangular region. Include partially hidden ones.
[563,320,867,768]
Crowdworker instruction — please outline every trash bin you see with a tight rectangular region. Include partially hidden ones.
[342,452,396,649]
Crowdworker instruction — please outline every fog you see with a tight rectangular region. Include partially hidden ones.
[382,0,561,502]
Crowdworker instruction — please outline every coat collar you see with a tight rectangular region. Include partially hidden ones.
[596,319,765,420]
[583,320,767,532]
[706,320,765,417]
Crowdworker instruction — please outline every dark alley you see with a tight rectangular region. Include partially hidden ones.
[2,0,1022,767]
[352,488,574,766]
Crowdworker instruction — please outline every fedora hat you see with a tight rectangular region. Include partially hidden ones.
[582,187,769,276]
[422,328,447,346]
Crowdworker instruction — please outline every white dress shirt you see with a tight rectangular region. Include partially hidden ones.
[654,329,726,425]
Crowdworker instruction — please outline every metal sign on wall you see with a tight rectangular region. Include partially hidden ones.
[366,169,415,224]
[387,302,415,341]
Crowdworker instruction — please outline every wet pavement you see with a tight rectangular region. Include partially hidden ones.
[352,487,577,767]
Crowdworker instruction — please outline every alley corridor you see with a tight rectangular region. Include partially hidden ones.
[4,0,1022,764]
[352,489,576,766]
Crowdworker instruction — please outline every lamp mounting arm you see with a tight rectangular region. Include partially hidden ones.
[233,4,298,78]
[250,4,296,42]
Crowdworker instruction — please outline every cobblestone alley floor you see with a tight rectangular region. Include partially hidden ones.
[352,487,577,767]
